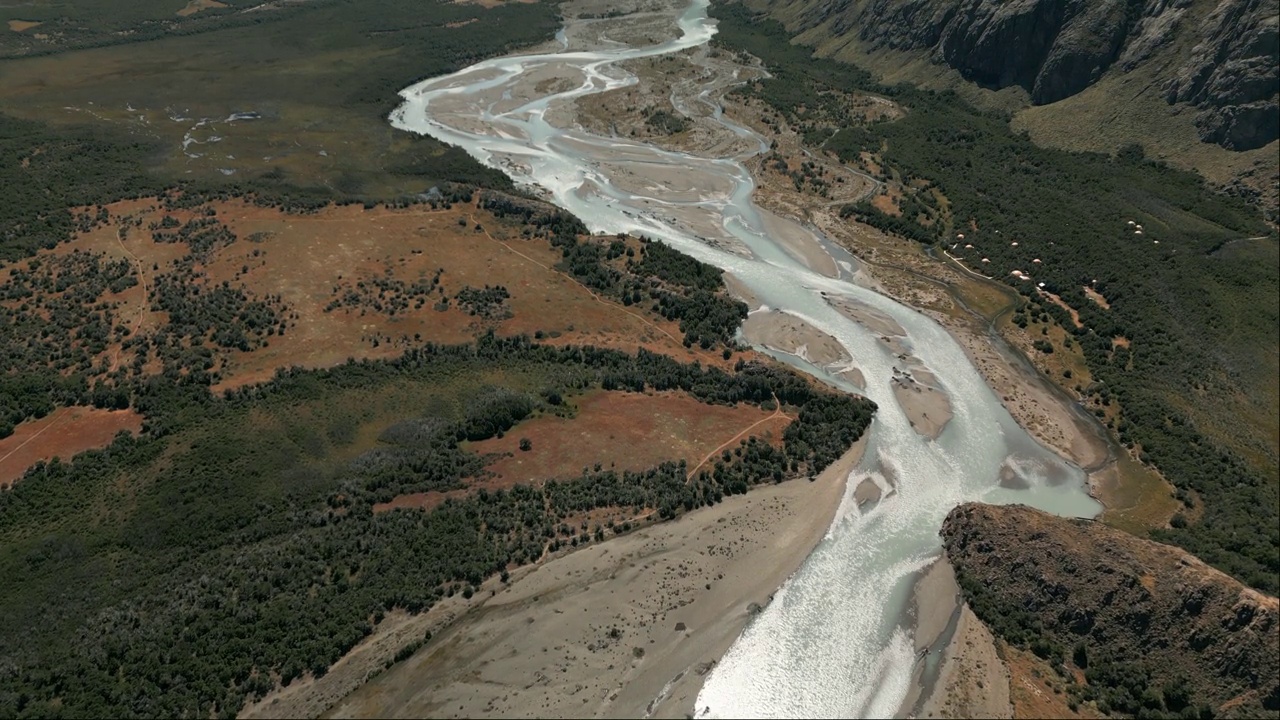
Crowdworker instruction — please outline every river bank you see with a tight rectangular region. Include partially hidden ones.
[378,0,1106,715]
[322,440,866,719]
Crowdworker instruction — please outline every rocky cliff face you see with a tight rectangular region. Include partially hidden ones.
[784,0,1279,149]
[1164,0,1279,149]
[941,503,1279,717]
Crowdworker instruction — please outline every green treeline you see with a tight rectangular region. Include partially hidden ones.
[0,335,874,718]
[645,108,691,135]
[711,2,1278,593]
[0,115,161,261]
[480,191,750,348]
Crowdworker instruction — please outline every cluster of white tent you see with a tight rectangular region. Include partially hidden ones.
[950,231,1043,282]
[951,218,1163,285]
[1128,219,1159,244]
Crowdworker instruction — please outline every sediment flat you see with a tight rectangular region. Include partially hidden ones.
[326,439,866,719]
[892,368,953,441]
[741,309,853,368]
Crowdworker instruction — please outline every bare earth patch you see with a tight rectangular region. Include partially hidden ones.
[176,0,228,16]
[373,390,788,513]
[1,195,742,485]
[7,20,42,32]
[1037,289,1082,328]
[206,200,730,389]
[27,197,725,395]
[1082,285,1110,309]
[871,193,901,216]
[475,390,783,483]
[0,407,143,487]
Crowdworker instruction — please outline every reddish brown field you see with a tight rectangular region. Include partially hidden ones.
[4,195,752,485]
[3,196,738,390]
[60,198,727,390]
[0,407,143,487]
[871,192,902,217]
[373,390,790,513]
[473,390,784,483]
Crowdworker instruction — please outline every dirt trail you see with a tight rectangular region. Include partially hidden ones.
[0,410,69,472]
[108,225,151,372]
[687,399,788,479]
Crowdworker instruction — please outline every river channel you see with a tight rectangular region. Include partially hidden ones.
[390,1,1101,716]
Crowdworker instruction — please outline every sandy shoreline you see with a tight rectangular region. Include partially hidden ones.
[891,368,953,441]
[322,439,866,719]
[898,560,1012,719]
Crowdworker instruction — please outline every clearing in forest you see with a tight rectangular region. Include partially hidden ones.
[176,0,227,16]
[0,194,746,484]
[373,389,790,513]
[0,407,143,487]
[476,389,787,482]
[3,196,725,387]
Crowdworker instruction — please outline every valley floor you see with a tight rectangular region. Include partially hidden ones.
[251,2,1160,717]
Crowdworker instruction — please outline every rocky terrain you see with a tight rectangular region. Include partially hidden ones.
[764,0,1277,150]
[942,503,1279,718]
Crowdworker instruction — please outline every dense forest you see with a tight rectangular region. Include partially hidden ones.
[0,335,874,718]
[710,3,1278,592]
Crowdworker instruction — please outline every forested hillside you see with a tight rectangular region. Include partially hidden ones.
[944,503,1278,719]
[711,2,1278,592]
[0,336,873,717]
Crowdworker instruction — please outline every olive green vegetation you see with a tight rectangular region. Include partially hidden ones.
[0,336,874,717]
[0,0,262,56]
[0,146,867,716]
[710,2,1278,592]
[0,0,564,261]
[481,192,751,349]
[957,568,1219,719]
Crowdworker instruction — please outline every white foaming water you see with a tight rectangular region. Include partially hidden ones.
[389,1,1101,716]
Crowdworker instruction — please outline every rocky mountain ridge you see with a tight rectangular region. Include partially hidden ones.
[942,503,1279,718]
[764,0,1278,150]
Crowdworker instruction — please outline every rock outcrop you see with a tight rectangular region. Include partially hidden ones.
[1164,0,1279,149]
[781,0,1279,149]
[941,503,1279,718]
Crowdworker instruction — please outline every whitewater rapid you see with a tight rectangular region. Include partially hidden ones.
[390,1,1101,716]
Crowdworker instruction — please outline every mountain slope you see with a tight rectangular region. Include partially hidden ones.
[745,0,1278,209]
[943,503,1279,718]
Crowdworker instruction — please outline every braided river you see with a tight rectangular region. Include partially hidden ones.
[390,1,1101,715]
